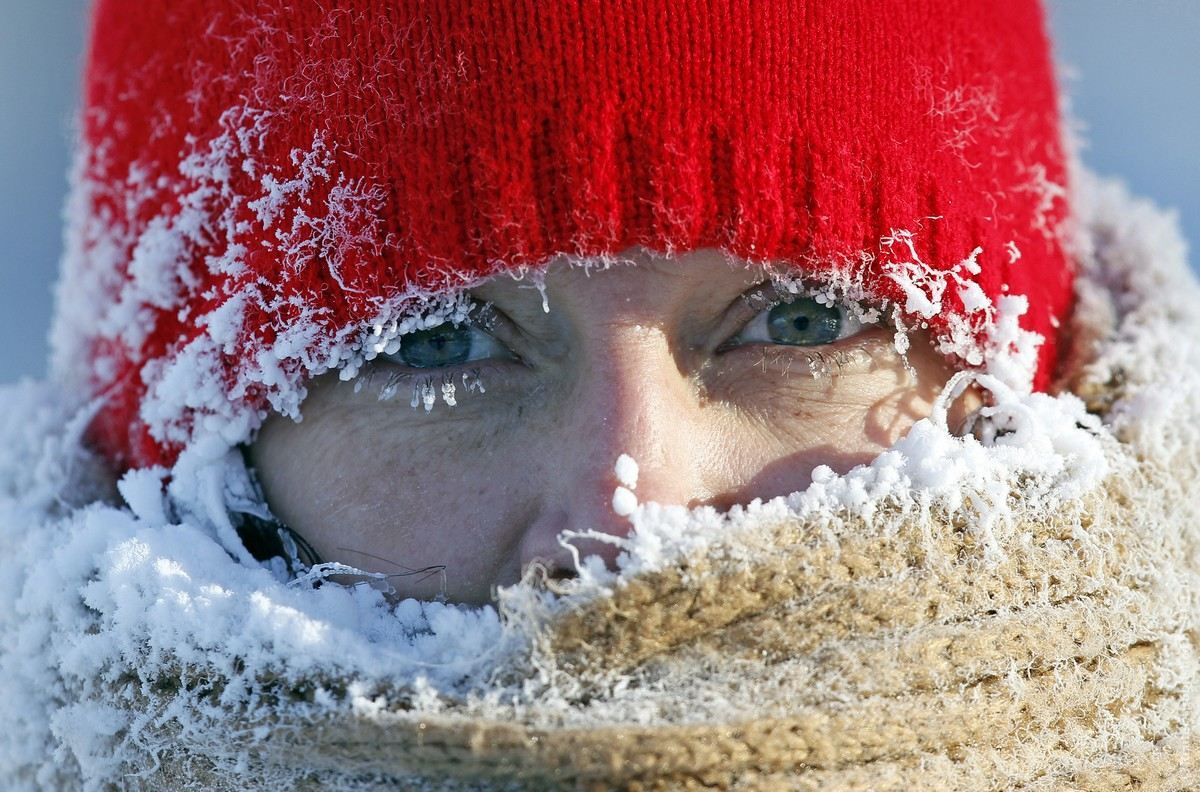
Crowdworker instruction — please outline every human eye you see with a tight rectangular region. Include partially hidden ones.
[723,292,865,350]
[383,320,514,370]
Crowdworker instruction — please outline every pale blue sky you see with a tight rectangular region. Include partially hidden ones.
[1,1,1197,379]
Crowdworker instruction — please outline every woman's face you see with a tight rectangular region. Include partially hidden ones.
[249,247,968,605]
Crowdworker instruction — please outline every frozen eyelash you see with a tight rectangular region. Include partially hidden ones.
[758,274,885,327]
[801,348,857,379]
[749,344,858,380]
[352,366,488,411]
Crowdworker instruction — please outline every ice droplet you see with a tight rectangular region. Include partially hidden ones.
[462,370,486,394]
[612,486,638,517]
[379,373,402,401]
[614,453,639,490]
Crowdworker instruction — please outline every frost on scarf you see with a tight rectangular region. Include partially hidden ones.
[3,169,1199,789]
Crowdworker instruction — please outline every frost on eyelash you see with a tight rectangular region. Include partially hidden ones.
[762,271,883,327]
[354,368,486,412]
[414,371,485,411]
[342,296,501,412]
[339,293,478,382]
[801,350,855,380]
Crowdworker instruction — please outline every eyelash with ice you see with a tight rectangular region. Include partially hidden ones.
[741,344,862,380]
[353,364,491,410]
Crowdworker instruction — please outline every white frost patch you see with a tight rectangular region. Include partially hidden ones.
[51,103,499,462]
[614,454,639,490]
[612,486,639,518]
[878,227,1042,391]
[611,456,641,517]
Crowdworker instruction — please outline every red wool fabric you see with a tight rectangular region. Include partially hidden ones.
[68,0,1073,470]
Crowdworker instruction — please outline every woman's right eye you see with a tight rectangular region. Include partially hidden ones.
[385,323,513,369]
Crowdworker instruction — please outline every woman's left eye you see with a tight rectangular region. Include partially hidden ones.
[726,296,864,349]
[384,323,513,369]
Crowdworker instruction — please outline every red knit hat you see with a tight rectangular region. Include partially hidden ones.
[53,0,1074,471]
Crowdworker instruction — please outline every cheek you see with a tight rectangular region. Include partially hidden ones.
[249,400,538,602]
[712,343,954,498]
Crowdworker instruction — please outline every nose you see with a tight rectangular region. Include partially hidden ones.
[516,324,714,580]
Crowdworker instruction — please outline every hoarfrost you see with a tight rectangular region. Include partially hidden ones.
[614,454,640,490]
[4,165,1198,787]
[612,487,639,518]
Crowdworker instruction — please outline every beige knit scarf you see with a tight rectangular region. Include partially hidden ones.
[150,472,1200,790]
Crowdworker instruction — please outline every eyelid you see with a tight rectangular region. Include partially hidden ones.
[714,281,804,348]
[710,281,786,352]
[467,300,524,352]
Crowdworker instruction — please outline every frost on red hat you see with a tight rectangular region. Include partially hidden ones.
[53,0,1075,471]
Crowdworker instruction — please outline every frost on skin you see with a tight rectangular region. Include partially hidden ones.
[611,454,641,518]
[611,488,638,518]
[611,455,641,518]
[614,454,639,490]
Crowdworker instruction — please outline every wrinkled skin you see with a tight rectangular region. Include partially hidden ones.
[250,247,976,605]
